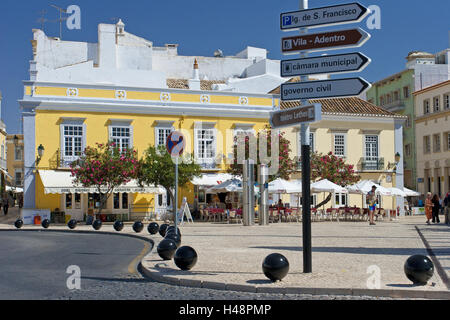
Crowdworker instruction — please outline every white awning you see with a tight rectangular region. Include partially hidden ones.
[38,170,165,195]
[191,173,235,186]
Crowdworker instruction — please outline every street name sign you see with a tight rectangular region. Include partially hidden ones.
[280,77,371,101]
[281,28,370,55]
[281,52,370,77]
[270,104,322,129]
[281,2,369,30]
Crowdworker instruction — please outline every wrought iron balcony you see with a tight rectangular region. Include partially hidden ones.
[382,100,405,112]
[358,157,385,171]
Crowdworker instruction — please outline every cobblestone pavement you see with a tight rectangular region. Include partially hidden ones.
[55,273,404,300]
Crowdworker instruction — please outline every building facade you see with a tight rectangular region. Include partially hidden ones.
[0,91,8,194]
[414,80,450,198]
[366,48,450,190]
[6,134,24,188]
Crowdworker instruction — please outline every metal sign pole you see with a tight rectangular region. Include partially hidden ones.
[299,0,312,274]
[175,156,178,232]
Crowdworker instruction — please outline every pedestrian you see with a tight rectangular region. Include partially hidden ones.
[425,192,433,225]
[2,193,9,215]
[432,194,441,223]
[367,185,378,225]
[445,191,450,224]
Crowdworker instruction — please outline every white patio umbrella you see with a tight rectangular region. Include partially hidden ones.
[403,187,421,197]
[311,179,348,193]
[268,178,300,194]
[207,179,244,193]
[388,187,407,197]
[346,180,392,196]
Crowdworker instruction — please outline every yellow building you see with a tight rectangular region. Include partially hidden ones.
[6,134,24,189]
[414,80,450,197]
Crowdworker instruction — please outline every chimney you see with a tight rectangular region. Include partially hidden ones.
[188,58,201,90]
[98,23,117,69]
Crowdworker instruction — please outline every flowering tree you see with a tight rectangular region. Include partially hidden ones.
[137,145,202,211]
[227,125,295,181]
[310,151,360,208]
[70,141,139,215]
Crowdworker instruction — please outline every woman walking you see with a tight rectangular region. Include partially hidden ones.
[425,192,433,225]
[432,194,441,223]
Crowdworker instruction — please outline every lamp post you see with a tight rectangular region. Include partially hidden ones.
[36,144,45,165]
[13,135,19,146]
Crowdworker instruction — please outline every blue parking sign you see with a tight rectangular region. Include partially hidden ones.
[283,15,292,26]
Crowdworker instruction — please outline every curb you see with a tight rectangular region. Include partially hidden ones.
[139,260,450,299]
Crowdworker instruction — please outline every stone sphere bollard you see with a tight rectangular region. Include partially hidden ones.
[133,221,144,233]
[157,238,178,260]
[147,222,159,235]
[113,220,124,232]
[165,227,181,237]
[165,232,182,248]
[404,255,434,285]
[92,219,102,231]
[68,219,77,230]
[159,223,169,237]
[41,219,50,229]
[174,246,198,271]
[262,253,290,282]
[14,219,24,229]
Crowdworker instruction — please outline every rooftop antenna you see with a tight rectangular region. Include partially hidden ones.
[50,4,68,39]
[37,10,48,32]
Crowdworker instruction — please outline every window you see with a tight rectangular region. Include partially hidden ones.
[423,99,430,114]
[447,132,450,151]
[380,96,385,106]
[405,144,411,157]
[433,134,441,153]
[1,145,4,160]
[335,193,348,207]
[403,86,410,98]
[387,94,392,104]
[113,193,129,210]
[365,135,379,170]
[394,91,399,101]
[14,146,23,161]
[424,136,431,153]
[63,125,83,158]
[334,134,346,157]
[433,96,440,112]
[195,127,216,164]
[110,126,131,152]
[156,128,173,147]
[15,170,22,186]
[405,115,411,128]
[444,94,450,110]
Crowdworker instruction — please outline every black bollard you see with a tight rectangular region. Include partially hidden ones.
[14,219,23,229]
[68,219,77,230]
[147,222,159,235]
[92,219,102,231]
[159,224,169,237]
[41,219,50,229]
[404,255,434,285]
[174,246,198,271]
[133,221,144,233]
[157,238,177,260]
[165,232,182,248]
[262,253,290,282]
[113,220,124,232]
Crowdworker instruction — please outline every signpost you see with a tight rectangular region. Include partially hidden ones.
[279,1,372,274]
[280,77,371,101]
[281,27,370,54]
[281,52,370,77]
[166,131,186,233]
[270,104,322,129]
[281,2,369,30]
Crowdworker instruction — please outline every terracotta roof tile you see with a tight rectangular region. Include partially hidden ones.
[167,79,226,90]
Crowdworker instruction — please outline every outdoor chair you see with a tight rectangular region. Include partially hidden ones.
[362,208,369,221]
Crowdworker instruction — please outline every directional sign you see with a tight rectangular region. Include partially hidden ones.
[281,52,371,77]
[280,77,371,101]
[281,28,370,55]
[281,2,369,31]
[166,131,185,157]
[270,104,322,129]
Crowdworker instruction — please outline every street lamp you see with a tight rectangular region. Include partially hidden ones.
[13,135,19,146]
[36,144,45,165]
[395,152,401,163]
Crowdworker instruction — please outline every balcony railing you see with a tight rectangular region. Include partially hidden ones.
[382,100,405,112]
[358,157,385,171]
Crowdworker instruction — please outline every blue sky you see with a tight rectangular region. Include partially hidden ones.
[0,0,449,134]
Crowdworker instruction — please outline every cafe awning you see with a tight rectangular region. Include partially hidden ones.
[38,170,165,195]
[191,173,235,187]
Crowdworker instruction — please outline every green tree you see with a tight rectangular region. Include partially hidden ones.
[70,141,139,215]
[137,145,202,211]
[310,151,360,208]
